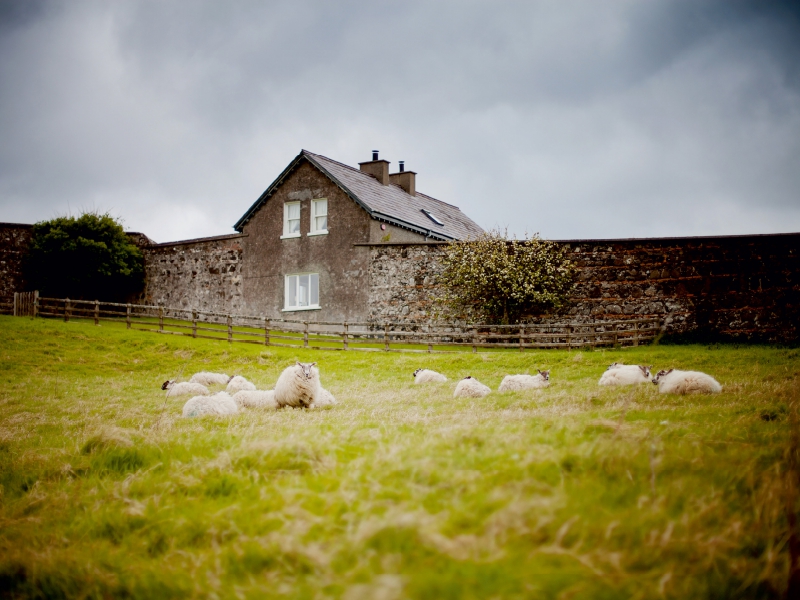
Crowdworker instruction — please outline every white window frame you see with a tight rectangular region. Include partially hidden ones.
[281,201,301,239]
[283,273,320,312]
[309,198,328,236]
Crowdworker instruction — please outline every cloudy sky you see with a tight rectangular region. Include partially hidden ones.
[1,0,798,242]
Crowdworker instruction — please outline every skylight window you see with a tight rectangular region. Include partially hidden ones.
[421,209,444,226]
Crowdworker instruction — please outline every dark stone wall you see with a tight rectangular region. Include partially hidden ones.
[364,233,799,342]
[142,234,246,313]
[0,223,32,302]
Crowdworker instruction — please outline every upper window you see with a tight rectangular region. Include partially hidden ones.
[282,202,301,238]
[310,198,328,235]
[421,208,444,226]
[284,273,320,311]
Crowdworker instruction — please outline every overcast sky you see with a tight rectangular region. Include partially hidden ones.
[1,0,798,242]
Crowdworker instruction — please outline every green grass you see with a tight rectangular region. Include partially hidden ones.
[0,315,798,599]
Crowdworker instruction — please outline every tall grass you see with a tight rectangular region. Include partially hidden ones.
[0,316,798,599]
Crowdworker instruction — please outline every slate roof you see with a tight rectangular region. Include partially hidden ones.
[234,150,484,241]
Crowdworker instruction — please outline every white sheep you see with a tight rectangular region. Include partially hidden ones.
[598,365,651,386]
[226,375,256,394]
[311,387,337,408]
[498,370,550,392]
[233,389,277,409]
[189,371,230,386]
[453,376,491,398]
[274,362,320,408]
[182,391,239,417]
[651,369,722,395]
[413,369,448,384]
[161,380,209,397]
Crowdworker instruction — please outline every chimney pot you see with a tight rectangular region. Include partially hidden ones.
[399,161,405,173]
[372,150,379,160]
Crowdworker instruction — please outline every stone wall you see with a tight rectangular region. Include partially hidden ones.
[0,223,32,302]
[142,234,246,314]
[365,233,800,343]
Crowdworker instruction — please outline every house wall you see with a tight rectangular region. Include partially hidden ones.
[142,234,246,313]
[0,223,32,302]
[363,233,800,343]
[240,160,373,322]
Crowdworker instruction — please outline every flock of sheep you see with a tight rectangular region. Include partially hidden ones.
[162,360,722,418]
[416,362,722,398]
[161,361,336,417]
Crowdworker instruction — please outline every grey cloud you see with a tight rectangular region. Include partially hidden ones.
[0,0,798,242]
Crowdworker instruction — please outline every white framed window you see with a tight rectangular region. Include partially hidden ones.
[309,198,328,235]
[284,273,320,311]
[281,202,301,239]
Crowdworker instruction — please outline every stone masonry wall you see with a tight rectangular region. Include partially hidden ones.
[0,223,32,302]
[142,234,246,314]
[366,233,800,343]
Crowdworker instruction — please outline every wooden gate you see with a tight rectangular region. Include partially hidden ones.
[13,291,38,317]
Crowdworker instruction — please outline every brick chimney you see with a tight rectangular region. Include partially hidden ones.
[359,150,390,185]
[389,160,416,196]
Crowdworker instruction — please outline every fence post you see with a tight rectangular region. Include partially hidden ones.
[384,322,389,351]
[633,321,639,347]
[613,323,618,347]
[125,303,131,329]
[158,306,164,332]
[472,327,478,353]
[303,321,309,348]
[343,321,349,350]
[13,292,17,317]
[94,300,99,326]
[427,324,433,353]
[33,291,39,318]
[65,298,70,322]
[567,325,572,350]
[192,310,197,338]
[227,315,233,343]
[264,317,270,346]
[519,325,524,352]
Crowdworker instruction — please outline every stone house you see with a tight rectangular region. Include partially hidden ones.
[144,150,483,322]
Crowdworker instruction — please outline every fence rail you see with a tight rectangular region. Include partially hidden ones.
[14,294,661,352]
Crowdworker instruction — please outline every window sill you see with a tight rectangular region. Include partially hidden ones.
[307,230,329,237]
[282,306,321,312]
[280,233,301,240]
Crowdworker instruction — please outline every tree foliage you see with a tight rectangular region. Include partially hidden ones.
[437,230,575,324]
[26,212,145,301]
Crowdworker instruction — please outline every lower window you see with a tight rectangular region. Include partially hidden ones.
[285,273,320,310]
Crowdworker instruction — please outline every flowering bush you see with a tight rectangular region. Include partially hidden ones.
[437,230,575,324]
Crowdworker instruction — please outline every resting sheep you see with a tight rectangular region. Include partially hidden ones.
[453,376,491,398]
[598,365,651,386]
[498,370,550,392]
[182,391,239,417]
[189,371,230,386]
[413,369,448,384]
[233,389,277,409]
[652,369,722,395]
[226,375,256,394]
[274,362,320,408]
[161,380,209,397]
[311,387,337,408]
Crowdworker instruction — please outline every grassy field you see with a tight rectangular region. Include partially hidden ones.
[0,315,798,599]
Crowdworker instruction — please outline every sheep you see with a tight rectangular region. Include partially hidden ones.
[189,371,230,386]
[413,369,448,384]
[651,369,722,395]
[311,387,337,408]
[274,362,320,408]
[498,370,550,392]
[453,376,491,398]
[182,391,239,417]
[161,380,209,397]
[233,389,277,409]
[598,365,651,386]
[226,375,256,394]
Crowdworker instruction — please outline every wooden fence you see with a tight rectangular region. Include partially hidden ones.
[19,295,661,352]
[13,291,38,317]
